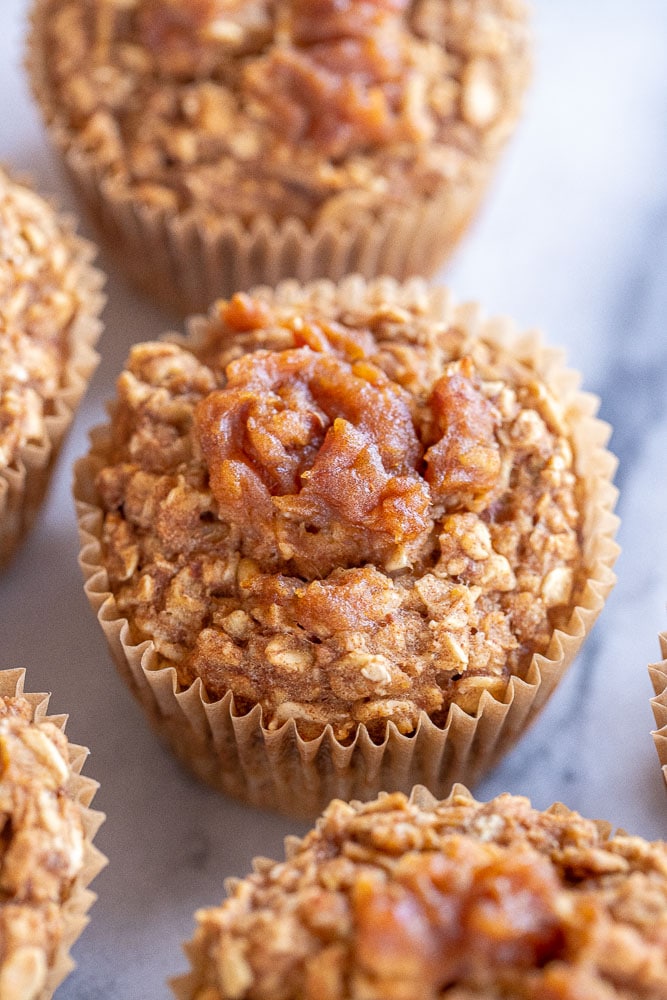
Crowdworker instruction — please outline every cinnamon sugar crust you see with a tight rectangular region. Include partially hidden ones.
[92,288,584,741]
[38,0,530,225]
[177,789,667,1000]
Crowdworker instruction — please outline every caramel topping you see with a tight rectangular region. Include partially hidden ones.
[245,0,419,156]
[353,840,563,990]
[425,356,502,506]
[196,308,508,578]
[195,343,430,576]
[220,291,273,333]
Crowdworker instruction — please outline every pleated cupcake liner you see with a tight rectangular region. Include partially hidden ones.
[649,632,667,790]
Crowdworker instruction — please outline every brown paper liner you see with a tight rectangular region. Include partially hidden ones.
[649,632,667,790]
[28,1,506,317]
[0,668,106,999]
[74,277,619,819]
[0,181,105,570]
[172,783,618,1000]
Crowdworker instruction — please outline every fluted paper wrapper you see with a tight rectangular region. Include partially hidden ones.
[29,1,498,317]
[0,668,106,999]
[649,632,667,789]
[0,204,104,570]
[75,278,619,819]
[51,169,489,318]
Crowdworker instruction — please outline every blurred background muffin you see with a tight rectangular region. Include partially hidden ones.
[0,668,105,1000]
[75,276,618,816]
[0,167,104,569]
[28,0,530,314]
[649,631,667,789]
[174,784,667,1000]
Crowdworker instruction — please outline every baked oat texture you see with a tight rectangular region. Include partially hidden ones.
[0,170,83,468]
[36,0,530,225]
[174,786,667,1000]
[0,674,105,1000]
[0,167,103,568]
[92,283,586,742]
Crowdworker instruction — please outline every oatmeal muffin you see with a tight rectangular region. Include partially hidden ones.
[29,0,530,315]
[173,785,667,1000]
[0,668,105,1000]
[649,632,667,789]
[0,167,104,569]
[75,276,618,815]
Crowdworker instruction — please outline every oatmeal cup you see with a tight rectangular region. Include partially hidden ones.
[0,668,106,1000]
[649,632,667,789]
[75,276,619,817]
[173,784,667,1000]
[0,167,105,569]
[29,0,530,316]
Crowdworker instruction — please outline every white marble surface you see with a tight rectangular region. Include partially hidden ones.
[1,0,666,996]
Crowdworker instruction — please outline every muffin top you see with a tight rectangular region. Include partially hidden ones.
[0,694,86,1000]
[178,788,667,1000]
[0,168,88,472]
[39,0,530,223]
[92,283,583,741]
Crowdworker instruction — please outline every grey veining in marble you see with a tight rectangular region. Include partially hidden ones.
[1,1,666,997]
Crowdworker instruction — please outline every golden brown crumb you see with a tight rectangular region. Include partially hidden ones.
[177,789,667,1000]
[93,288,582,742]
